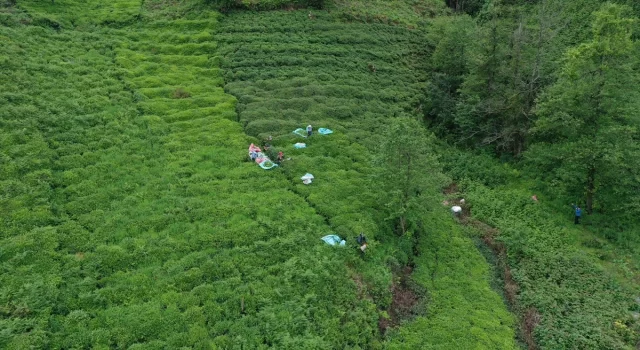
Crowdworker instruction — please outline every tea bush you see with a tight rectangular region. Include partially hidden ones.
[209,0,324,11]
[0,7,377,348]
[328,0,447,27]
[217,9,517,348]
[441,149,640,349]
[2,1,521,348]
[17,0,143,28]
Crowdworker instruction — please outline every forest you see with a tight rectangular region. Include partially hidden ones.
[1,0,639,348]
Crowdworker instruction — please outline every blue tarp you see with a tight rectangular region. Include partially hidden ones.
[259,160,278,170]
[321,235,346,246]
[318,128,333,135]
[294,143,307,149]
[293,128,307,138]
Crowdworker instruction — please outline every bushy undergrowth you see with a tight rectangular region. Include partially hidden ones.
[210,0,324,11]
[328,0,447,27]
[386,210,516,349]
[440,148,640,349]
[218,10,517,348]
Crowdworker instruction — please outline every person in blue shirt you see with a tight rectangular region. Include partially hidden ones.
[571,204,582,224]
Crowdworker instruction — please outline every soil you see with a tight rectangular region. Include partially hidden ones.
[379,265,420,334]
[443,182,459,195]
[442,182,539,350]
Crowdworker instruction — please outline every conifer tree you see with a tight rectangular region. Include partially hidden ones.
[377,117,448,236]
[527,3,640,215]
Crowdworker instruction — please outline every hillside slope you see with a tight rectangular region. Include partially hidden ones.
[2,1,518,348]
[1,6,375,348]
[217,10,517,349]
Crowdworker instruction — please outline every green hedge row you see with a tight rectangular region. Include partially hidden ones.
[210,0,324,11]
[0,11,377,348]
[217,10,518,348]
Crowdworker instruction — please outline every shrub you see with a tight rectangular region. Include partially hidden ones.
[171,87,191,99]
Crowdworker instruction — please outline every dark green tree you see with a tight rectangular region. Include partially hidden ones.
[377,117,449,236]
[527,3,640,215]
[423,15,477,137]
[439,0,579,156]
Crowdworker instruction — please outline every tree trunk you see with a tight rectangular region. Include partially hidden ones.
[447,0,460,12]
[586,166,595,214]
[398,216,407,236]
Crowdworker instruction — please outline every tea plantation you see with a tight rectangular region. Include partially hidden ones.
[217,9,517,348]
[1,7,359,349]
[2,0,639,348]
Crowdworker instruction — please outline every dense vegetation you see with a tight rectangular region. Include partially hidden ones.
[428,2,640,347]
[1,4,379,348]
[217,10,517,348]
[424,0,640,222]
[1,0,639,348]
[1,0,518,348]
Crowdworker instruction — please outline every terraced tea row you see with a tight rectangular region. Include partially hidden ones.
[1,14,378,348]
[17,0,143,27]
[217,10,518,348]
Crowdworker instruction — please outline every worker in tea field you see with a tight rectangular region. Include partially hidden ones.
[356,233,368,253]
[571,204,582,224]
[307,124,313,137]
[263,135,272,151]
[277,151,284,163]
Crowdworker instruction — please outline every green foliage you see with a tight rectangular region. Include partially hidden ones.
[445,0,487,15]
[386,211,516,349]
[328,0,447,27]
[422,14,476,136]
[430,2,640,345]
[0,6,375,348]
[439,147,516,187]
[425,0,639,156]
[459,180,639,349]
[217,9,431,245]
[526,3,640,217]
[208,0,325,11]
[218,9,517,348]
[377,117,449,236]
[17,0,143,28]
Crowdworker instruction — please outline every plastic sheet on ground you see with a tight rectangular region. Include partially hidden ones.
[321,235,346,246]
[301,173,314,185]
[259,159,277,169]
[318,128,333,135]
[248,143,278,170]
[293,128,307,138]
[294,142,307,149]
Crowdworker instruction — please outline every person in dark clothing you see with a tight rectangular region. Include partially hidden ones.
[306,124,313,137]
[571,204,582,224]
[263,136,273,151]
[356,233,367,253]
